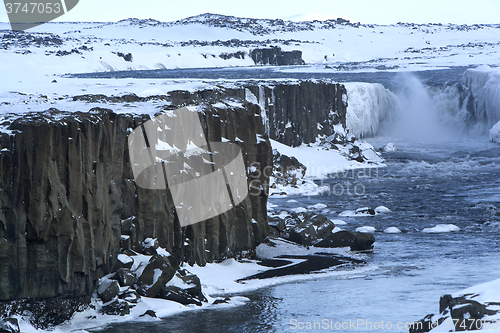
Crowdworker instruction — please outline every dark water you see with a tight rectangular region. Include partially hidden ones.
[67,65,470,91]
[87,68,500,333]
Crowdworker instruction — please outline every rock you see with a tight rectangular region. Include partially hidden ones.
[160,286,202,306]
[355,207,376,215]
[0,318,19,333]
[383,142,397,152]
[100,299,130,316]
[351,232,375,251]
[142,238,159,255]
[136,255,175,298]
[113,254,134,272]
[118,289,141,304]
[314,230,375,251]
[272,150,307,187]
[250,46,305,66]
[287,214,335,246]
[114,268,137,287]
[139,310,157,318]
[97,280,120,303]
[173,269,207,303]
[212,298,230,305]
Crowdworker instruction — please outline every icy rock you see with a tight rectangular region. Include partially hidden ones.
[489,121,500,143]
[384,227,402,234]
[422,224,460,233]
[375,206,391,214]
[0,318,20,333]
[355,226,376,234]
[383,142,397,152]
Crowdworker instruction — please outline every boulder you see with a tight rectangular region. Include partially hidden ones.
[136,255,175,298]
[287,214,335,246]
[114,268,137,287]
[140,310,157,318]
[112,254,134,272]
[174,269,207,303]
[314,230,375,251]
[97,280,120,303]
[142,238,159,256]
[160,286,202,306]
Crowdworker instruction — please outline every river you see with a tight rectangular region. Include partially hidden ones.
[85,66,500,333]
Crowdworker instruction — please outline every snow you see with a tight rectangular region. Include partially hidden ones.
[384,227,402,234]
[117,254,133,265]
[375,206,392,213]
[490,120,500,143]
[356,226,376,234]
[307,203,328,210]
[422,224,460,233]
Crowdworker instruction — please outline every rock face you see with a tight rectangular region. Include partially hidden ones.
[0,93,272,306]
[244,81,348,146]
[250,47,305,66]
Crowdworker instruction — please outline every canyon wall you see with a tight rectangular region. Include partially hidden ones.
[0,80,349,305]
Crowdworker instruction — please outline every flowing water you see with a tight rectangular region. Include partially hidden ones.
[85,67,500,332]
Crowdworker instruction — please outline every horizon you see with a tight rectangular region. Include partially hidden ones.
[1,0,500,26]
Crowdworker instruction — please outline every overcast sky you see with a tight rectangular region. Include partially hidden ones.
[1,0,499,25]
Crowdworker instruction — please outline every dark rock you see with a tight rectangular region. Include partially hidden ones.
[139,310,157,318]
[0,318,19,333]
[212,298,230,305]
[355,207,376,215]
[112,254,134,272]
[114,268,137,287]
[100,300,130,316]
[142,238,159,255]
[160,286,202,306]
[174,269,207,302]
[136,255,175,298]
[250,46,305,65]
[115,52,133,62]
[287,214,335,246]
[97,280,120,303]
[314,230,375,251]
